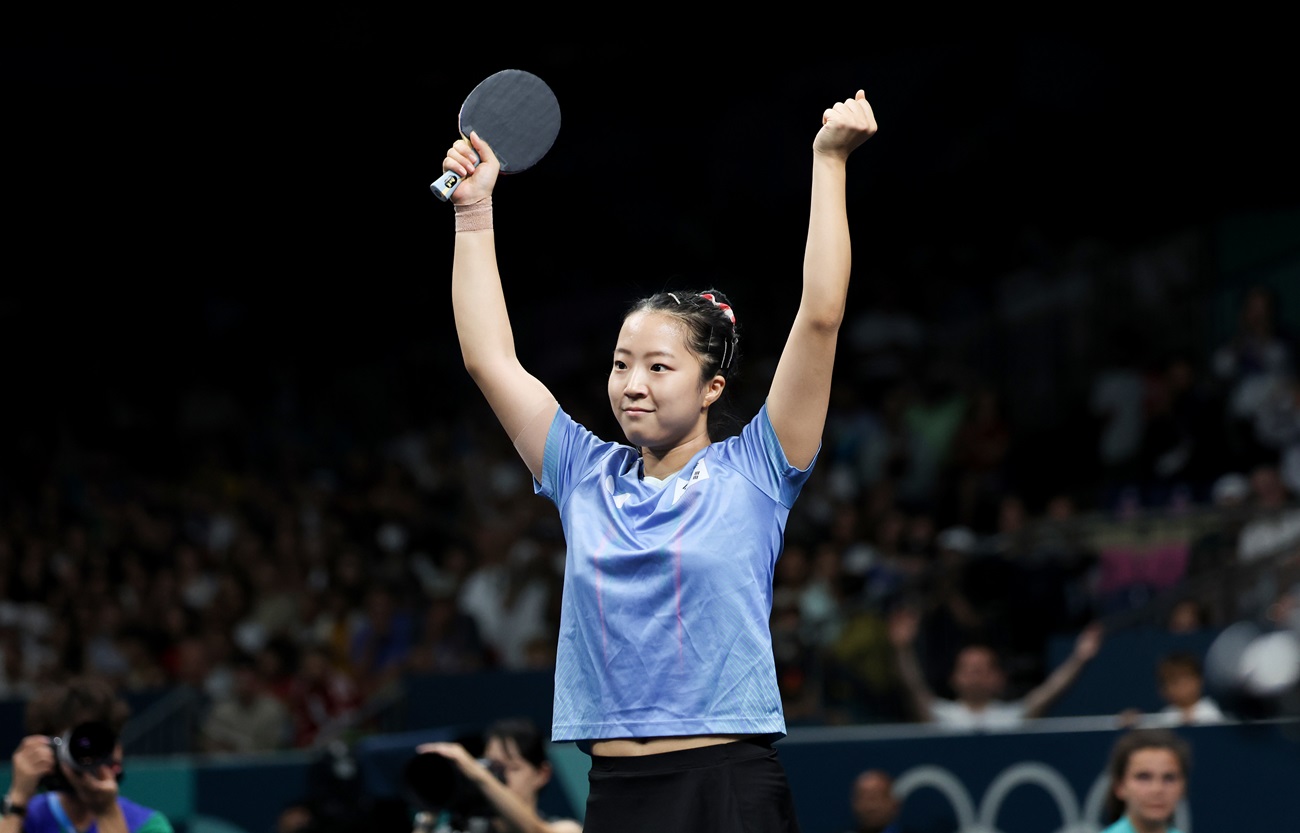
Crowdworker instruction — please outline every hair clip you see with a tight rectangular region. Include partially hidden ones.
[700,293,736,325]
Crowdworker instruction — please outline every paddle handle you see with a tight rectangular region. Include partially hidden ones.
[430,170,461,202]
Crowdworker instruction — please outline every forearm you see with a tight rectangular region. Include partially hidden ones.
[1022,654,1085,718]
[800,154,852,330]
[894,644,934,722]
[464,768,554,833]
[451,224,519,378]
[4,772,38,833]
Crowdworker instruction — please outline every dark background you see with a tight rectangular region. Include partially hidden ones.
[5,20,1298,493]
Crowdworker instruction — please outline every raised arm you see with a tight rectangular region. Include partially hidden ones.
[766,90,877,469]
[888,606,937,723]
[416,742,581,833]
[444,131,558,481]
[1021,622,1104,719]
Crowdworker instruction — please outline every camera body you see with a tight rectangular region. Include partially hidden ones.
[40,721,120,793]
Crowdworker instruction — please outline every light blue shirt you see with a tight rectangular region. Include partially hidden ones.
[1102,817,1183,833]
[537,404,815,746]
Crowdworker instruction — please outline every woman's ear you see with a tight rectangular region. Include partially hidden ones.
[704,376,726,407]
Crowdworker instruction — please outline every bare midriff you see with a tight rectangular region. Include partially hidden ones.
[590,734,751,757]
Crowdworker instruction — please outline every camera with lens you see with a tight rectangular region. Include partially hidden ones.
[401,746,507,823]
[40,721,120,793]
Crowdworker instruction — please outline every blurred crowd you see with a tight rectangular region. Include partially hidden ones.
[2,240,1299,753]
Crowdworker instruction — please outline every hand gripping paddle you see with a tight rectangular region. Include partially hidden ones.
[431,69,561,201]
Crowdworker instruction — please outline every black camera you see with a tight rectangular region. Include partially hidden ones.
[402,749,507,821]
[40,721,120,793]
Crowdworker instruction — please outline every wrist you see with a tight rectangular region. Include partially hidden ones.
[2,794,26,818]
[454,197,493,232]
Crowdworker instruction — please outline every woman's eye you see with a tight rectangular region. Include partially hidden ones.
[651,363,666,372]
[613,361,626,370]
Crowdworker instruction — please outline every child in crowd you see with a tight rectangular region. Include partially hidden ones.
[1119,652,1226,727]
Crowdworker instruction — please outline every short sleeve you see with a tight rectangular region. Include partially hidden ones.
[718,403,818,509]
[536,409,622,507]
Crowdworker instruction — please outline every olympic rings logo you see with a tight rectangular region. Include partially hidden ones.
[893,762,1192,833]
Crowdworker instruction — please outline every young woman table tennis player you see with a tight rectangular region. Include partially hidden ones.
[437,87,877,833]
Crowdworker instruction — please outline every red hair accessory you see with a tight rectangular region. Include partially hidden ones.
[700,293,736,325]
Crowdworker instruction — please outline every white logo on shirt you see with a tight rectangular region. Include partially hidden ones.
[672,460,710,505]
[606,475,631,508]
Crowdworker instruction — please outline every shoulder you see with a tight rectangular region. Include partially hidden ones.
[118,796,175,832]
[548,408,634,470]
[721,404,816,481]
[1196,697,1226,718]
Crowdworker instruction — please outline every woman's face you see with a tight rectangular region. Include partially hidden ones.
[483,736,548,804]
[1115,748,1185,827]
[608,311,717,451]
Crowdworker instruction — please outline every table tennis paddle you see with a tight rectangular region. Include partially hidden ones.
[431,69,561,202]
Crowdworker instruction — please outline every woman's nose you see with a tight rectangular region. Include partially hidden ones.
[623,370,648,395]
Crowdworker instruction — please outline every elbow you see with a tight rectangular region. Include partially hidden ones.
[795,302,845,334]
[799,296,847,333]
[810,311,844,333]
[460,346,509,382]
[461,355,487,385]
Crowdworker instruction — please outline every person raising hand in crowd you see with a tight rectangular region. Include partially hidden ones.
[888,606,1104,729]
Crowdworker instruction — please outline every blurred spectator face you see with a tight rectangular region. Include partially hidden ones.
[276,804,314,833]
[1045,494,1076,521]
[1158,665,1203,709]
[232,665,258,701]
[300,648,329,683]
[998,496,1026,534]
[1250,465,1288,508]
[1114,748,1185,827]
[1242,286,1275,336]
[175,636,212,688]
[1166,600,1205,633]
[850,770,898,830]
[365,587,395,631]
[904,513,935,556]
[483,735,549,805]
[951,646,1005,703]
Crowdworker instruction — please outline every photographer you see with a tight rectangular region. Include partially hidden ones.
[412,717,580,833]
[3,675,173,833]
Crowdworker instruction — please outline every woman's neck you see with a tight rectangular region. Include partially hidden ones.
[1127,812,1170,833]
[641,434,710,480]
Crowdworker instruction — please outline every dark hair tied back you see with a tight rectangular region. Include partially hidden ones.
[628,289,741,382]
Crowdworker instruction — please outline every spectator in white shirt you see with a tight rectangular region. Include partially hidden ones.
[888,606,1103,730]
